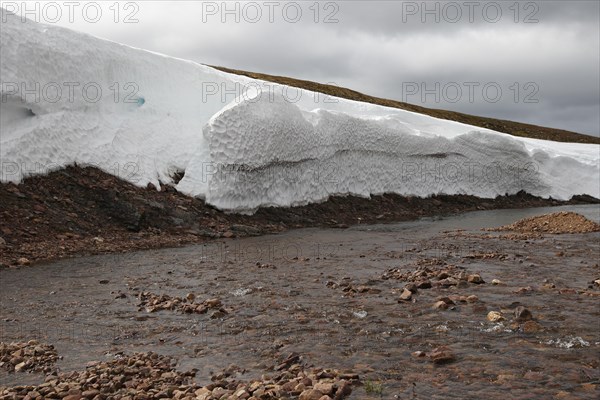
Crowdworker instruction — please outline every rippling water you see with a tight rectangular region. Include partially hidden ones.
[1,205,599,398]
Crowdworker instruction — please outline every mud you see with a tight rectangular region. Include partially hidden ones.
[1,205,599,399]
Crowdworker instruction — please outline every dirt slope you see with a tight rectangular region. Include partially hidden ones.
[1,166,597,266]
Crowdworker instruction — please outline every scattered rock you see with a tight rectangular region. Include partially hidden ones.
[432,300,449,310]
[398,288,413,301]
[522,320,543,333]
[276,352,301,371]
[138,291,226,315]
[514,286,534,294]
[416,280,432,289]
[335,380,353,399]
[404,283,418,293]
[437,296,455,305]
[432,297,455,310]
[437,271,450,280]
[313,382,334,395]
[487,311,505,322]
[300,389,325,400]
[17,257,30,266]
[13,361,27,372]
[466,295,479,303]
[428,346,456,364]
[514,306,533,322]
[467,274,484,284]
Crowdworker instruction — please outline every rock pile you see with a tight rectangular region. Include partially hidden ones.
[489,212,600,234]
[0,341,60,374]
[199,364,356,400]
[325,280,381,295]
[0,352,195,399]
[137,292,226,316]
[0,352,358,400]
[382,264,484,289]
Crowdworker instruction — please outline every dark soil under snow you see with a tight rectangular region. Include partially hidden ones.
[0,166,598,266]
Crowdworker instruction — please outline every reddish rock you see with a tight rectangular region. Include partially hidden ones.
[398,288,412,301]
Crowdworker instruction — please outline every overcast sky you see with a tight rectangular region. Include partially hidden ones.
[5,0,600,136]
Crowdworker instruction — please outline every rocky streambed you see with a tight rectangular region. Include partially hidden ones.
[1,205,599,399]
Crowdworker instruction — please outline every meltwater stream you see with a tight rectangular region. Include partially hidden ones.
[349,203,600,233]
[1,205,599,398]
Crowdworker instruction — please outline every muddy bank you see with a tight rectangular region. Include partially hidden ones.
[1,206,599,398]
[1,166,597,266]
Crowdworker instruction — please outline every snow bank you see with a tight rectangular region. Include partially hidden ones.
[1,9,599,213]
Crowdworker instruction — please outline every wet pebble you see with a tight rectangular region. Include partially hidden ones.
[522,320,543,333]
[487,311,505,322]
[467,274,484,284]
[428,346,456,364]
[17,257,30,266]
[138,291,226,315]
[398,288,412,301]
[514,306,533,322]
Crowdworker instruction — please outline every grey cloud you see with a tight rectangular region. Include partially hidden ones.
[7,0,599,136]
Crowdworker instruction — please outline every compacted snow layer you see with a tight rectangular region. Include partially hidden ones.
[1,9,599,212]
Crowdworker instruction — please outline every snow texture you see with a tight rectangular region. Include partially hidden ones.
[1,9,599,213]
